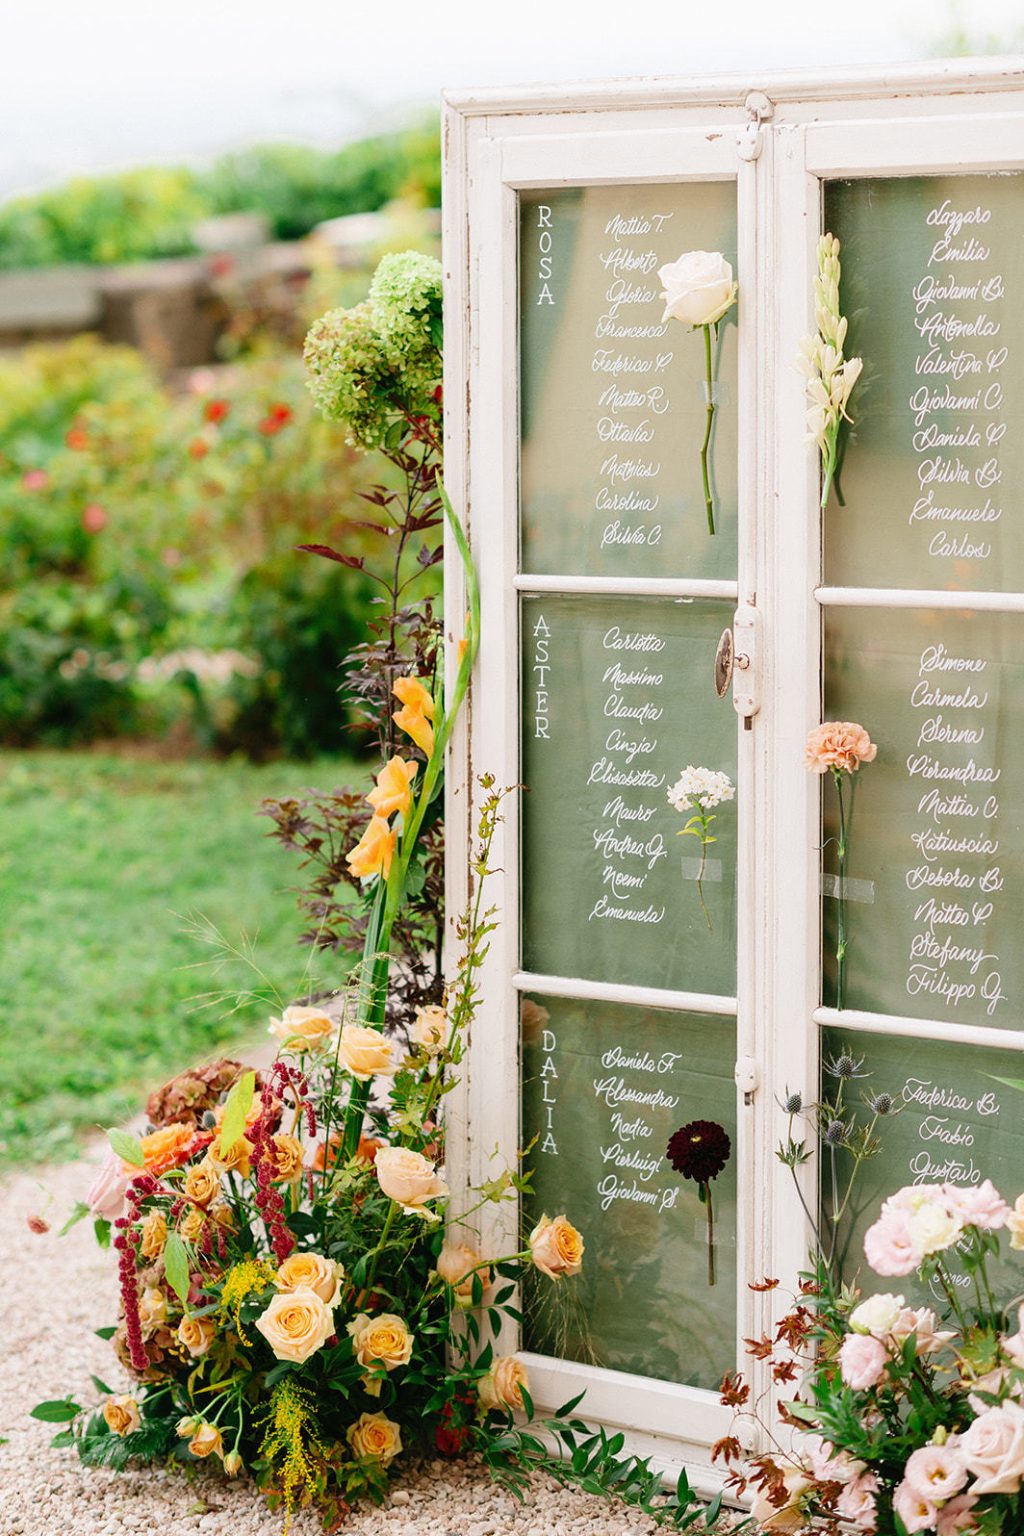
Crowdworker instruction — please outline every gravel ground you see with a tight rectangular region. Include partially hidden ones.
[0,1145,698,1536]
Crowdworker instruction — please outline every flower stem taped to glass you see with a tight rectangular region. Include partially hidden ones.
[659,251,737,536]
[668,765,734,932]
[800,233,862,512]
[804,721,877,1009]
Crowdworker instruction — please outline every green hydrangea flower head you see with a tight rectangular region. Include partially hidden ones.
[369,249,443,362]
[303,299,404,449]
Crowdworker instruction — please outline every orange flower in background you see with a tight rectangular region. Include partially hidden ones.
[258,403,293,436]
[65,426,89,450]
[204,398,230,424]
[188,438,210,460]
[346,815,396,880]
[392,676,436,757]
[138,1121,196,1174]
[366,756,418,820]
[804,721,877,775]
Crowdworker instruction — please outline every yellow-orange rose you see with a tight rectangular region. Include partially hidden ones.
[276,1252,342,1307]
[178,1315,216,1357]
[103,1395,140,1436]
[179,1204,205,1242]
[366,755,418,820]
[268,1004,334,1051]
[346,1411,403,1465]
[338,1023,395,1082]
[346,816,397,880]
[184,1159,221,1207]
[213,1088,263,1132]
[435,1240,489,1307]
[347,1312,414,1376]
[208,1201,236,1234]
[411,1004,447,1055]
[139,1121,194,1173]
[529,1213,584,1279]
[375,1146,448,1217]
[269,1133,305,1184]
[139,1210,167,1261]
[255,1288,335,1364]
[208,1136,252,1178]
[478,1355,528,1413]
[139,1286,169,1328]
[188,1422,224,1460]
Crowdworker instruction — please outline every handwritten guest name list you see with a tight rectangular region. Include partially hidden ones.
[521,596,736,995]
[825,173,1024,590]
[519,186,738,578]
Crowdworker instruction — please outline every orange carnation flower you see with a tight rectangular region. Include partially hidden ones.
[804,721,877,775]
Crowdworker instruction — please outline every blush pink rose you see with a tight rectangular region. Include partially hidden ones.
[835,1471,879,1530]
[893,1479,938,1534]
[881,1183,945,1214]
[864,1209,921,1276]
[944,1179,1010,1230]
[961,1401,1024,1494]
[839,1332,887,1390]
[891,1305,955,1354]
[936,1493,980,1534]
[904,1441,968,1503]
[86,1149,130,1221]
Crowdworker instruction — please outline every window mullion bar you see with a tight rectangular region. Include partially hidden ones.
[816,585,1024,613]
[513,970,738,1017]
[814,1005,1024,1054]
[515,573,739,600]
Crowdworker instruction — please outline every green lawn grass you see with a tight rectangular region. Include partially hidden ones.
[0,749,360,1168]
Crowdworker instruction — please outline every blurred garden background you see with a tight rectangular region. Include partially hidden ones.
[1,0,1017,1173]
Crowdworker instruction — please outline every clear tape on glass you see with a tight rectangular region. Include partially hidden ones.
[700,380,727,406]
[821,873,875,904]
[680,856,723,883]
[692,1220,736,1247]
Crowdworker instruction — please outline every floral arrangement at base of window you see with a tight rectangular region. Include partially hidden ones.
[716,1181,1024,1534]
[31,252,731,1536]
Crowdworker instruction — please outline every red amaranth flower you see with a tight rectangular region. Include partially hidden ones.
[250,1080,295,1262]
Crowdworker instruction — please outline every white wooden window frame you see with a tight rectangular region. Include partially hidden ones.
[441,59,1024,1483]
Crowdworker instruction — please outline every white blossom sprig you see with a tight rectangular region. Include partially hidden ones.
[799,234,863,512]
[668,766,735,931]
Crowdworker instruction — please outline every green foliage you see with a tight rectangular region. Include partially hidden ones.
[0,168,205,269]
[0,122,441,270]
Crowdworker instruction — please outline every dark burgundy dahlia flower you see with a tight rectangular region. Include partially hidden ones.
[666,1120,731,1184]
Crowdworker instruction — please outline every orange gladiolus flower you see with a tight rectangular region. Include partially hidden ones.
[346,815,396,880]
[392,676,435,719]
[366,756,418,820]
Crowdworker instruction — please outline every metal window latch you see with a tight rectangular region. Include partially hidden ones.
[714,603,761,728]
[735,1055,760,1106]
[737,90,774,162]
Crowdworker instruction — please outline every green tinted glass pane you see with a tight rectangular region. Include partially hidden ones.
[520,184,737,578]
[824,175,1024,592]
[522,594,737,993]
[822,607,1023,1028]
[821,1028,1024,1307]
[522,996,736,1388]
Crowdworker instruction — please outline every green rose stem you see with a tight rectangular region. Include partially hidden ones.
[338,478,480,1163]
[700,322,717,537]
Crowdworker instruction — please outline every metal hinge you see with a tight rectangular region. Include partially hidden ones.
[737,90,774,162]
[735,1055,760,1106]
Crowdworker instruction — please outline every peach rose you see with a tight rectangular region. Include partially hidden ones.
[338,1023,395,1081]
[478,1355,528,1413]
[223,1449,243,1477]
[749,1465,813,1534]
[435,1241,489,1307]
[411,1004,447,1055]
[529,1214,584,1279]
[346,1410,403,1465]
[347,1312,414,1384]
[139,1286,169,1329]
[804,721,877,775]
[103,1395,140,1436]
[187,1421,224,1460]
[177,1315,216,1357]
[139,1121,195,1173]
[139,1210,167,1261]
[276,1252,342,1307]
[208,1136,252,1178]
[268,1004,334,1051]
[366,755,418,820]
[269,1133,305,1184]
[346,816,397,880]
[255,1287,335,1364]
[375,1146,448,1217]
[183,1160,221,1207]
[961,1401,1024,1494]
[87,1151,130,1221]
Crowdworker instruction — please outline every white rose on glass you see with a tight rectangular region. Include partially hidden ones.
[658,250,737,537]
[659,250,737,327]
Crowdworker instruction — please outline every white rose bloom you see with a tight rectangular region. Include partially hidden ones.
[658,251,737,328]
[907,1199,963,1256]
[850,1292,905,1337]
